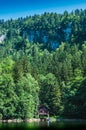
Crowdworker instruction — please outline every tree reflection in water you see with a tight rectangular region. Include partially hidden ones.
[0,120,86,130]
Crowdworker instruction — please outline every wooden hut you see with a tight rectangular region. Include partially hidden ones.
[38,105,49,121]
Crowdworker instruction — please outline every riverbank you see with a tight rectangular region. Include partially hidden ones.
[57,118,86,122]
[0,118,40,123]
[0,118,86,123]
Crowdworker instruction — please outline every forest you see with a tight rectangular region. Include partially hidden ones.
[0,9,86,120]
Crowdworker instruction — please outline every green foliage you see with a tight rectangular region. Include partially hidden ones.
[15,74,39,119]
[39,73,62,115]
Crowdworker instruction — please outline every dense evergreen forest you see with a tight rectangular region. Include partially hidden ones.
[0,9,86,120]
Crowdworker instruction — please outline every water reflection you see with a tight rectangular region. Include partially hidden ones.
[0,120,86,130]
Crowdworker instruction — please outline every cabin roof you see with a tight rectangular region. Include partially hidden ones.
[38,105,49,110]
[38,105,49,115]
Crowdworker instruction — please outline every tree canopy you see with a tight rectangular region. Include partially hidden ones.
[0,9,86,119]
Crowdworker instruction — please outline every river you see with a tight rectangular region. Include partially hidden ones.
[0,120,86,130]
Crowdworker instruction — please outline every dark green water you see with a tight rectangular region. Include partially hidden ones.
[0,120,86,130]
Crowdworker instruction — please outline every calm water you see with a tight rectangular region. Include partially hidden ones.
[0,120,86,130]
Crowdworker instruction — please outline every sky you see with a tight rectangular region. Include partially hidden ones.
[0,0,86,20]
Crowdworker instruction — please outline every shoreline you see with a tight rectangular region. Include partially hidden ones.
[0,118,40,123]
[57,118,86,122]
[0,118,86,123]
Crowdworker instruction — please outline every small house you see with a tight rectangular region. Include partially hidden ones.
[38,105,49,121]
